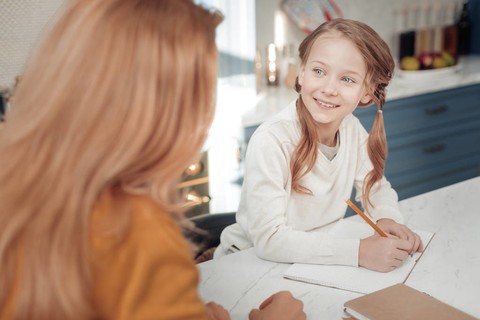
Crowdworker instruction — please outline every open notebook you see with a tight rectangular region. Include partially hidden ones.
[283,219,435,294]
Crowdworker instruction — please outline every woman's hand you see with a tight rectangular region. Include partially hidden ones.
[205,302,231,320]
[377,218,424,254]
[249,291,306,320]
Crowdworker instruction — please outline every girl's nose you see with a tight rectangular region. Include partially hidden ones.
[321,78,338,96]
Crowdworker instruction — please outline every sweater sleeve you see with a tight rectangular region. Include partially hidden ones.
[236,127,360,266]
[351,117,404,224]
[90,195,209,320]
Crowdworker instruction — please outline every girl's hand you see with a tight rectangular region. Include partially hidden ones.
[359,235,412,272]
[377,218,424,254]
[205,302,231,320]
[249,291,306,320]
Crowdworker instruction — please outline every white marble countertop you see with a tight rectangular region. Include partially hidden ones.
[198,177,480,319]
[242,55,480,128]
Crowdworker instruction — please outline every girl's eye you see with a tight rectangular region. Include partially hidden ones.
[342,77,355,84]
[313,68,325,76]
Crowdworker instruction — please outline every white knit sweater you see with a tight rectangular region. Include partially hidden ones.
[219,100,404,266]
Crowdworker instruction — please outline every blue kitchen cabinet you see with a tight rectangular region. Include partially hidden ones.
[354,83,480,200]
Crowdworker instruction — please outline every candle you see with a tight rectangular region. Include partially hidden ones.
[266,43,279,86]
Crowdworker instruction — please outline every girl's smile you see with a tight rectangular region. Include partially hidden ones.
[315,98,339,109]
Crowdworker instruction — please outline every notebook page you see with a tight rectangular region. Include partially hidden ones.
[283,219,434,294]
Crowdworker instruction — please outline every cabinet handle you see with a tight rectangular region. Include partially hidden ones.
[425,105,448,115]
[423,143,446,154]
[185,191,211,207]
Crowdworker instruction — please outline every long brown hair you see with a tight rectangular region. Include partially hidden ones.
[0,0,221,318]
[292,18,395,211]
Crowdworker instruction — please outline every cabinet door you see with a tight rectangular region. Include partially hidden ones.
[386,118,480,199]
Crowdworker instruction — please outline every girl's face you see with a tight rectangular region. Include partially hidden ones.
[298,31,372,128]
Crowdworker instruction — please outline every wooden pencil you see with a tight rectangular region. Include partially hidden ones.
[345,199,388,237]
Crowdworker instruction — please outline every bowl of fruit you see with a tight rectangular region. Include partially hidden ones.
[397,51,460,80]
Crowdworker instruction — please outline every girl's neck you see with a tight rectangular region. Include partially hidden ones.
[316,124,340,147]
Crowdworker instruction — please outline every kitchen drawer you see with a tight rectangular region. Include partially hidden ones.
[384,110,480,200]
[387,150,480,186]
[387,114,480,150]
[393,164,480,200]
[354,84,480,142]
[385,117,480,175]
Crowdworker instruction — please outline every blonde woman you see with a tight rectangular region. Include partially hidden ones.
[218,19,423,272]
[0,0,305,319]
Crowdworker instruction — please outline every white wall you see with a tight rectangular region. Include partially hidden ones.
[0,0,67,90]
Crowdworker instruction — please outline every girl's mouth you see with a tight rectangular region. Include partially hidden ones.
[315,99,339,109]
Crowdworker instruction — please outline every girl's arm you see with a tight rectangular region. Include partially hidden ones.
[239,128,359,266]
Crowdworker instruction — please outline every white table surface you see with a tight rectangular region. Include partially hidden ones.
[198,177,480,319]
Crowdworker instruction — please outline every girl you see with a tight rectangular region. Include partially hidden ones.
[0,0,305,319]
[218,19,423,273]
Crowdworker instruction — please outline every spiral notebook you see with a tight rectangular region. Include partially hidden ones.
[283,219,435,294]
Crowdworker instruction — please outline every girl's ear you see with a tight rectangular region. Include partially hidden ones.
[360,84,374,105]
[298,65,305,87]
[360,91,372,104]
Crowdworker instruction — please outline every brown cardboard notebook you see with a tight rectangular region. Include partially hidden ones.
[344,283,477,320]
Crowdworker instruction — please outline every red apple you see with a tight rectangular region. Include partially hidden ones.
[418,53,434,70]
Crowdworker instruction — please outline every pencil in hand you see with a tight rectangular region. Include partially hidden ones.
[345,199,388,237]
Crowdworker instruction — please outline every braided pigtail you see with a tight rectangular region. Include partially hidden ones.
[363,83,388,213]
[290,97,319,195]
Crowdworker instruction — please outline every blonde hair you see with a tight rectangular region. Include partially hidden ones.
[292,18,395,211]
[0,0,221,318]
